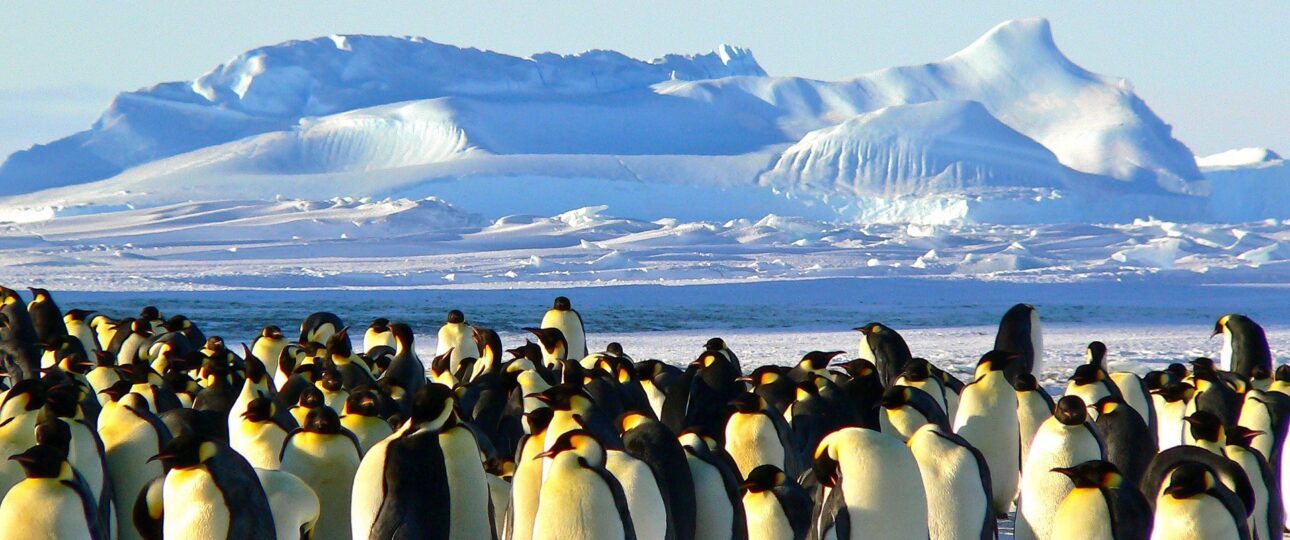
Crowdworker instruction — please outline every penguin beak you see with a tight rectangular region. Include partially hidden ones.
[147,451,176,464]
[1050,467,1076,480]
[735,376,754,383]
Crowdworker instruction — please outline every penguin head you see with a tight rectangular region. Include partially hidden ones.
[880,386,913,410]
[34,418,73,458]
[1276,365,1290,383]
[241,397,276,423]
[616,411,652,434]
[138,306,161,322]
[343,387,381,417]
[326,329,354,360]
[976,350,1017,377]
[303,406,344,434]
[0,287,20,305]
[1051,460,1124,489]
[741,464,788,493]
[1,379,47,415]
[41,384,82,420]
[368,318,390,333]
[162,315,191,333]
[130,319,153,337]
[537,429,605,466]
[1052,395,1088,426]
[9,444,71,480]
[1212,315,1230,337]
[729,392,767,414]
[150,434,219,470]
[897,357,931,382]
[1068,364,1105,386]
[318,367,344,392]
[64,309,94,323]
[444,310,466,325]
[1142,371,1167,392]
[794,380,821,403]
[1154,381,1194,403]
[297,387,325,409]
[27,288,50,303]
[1163,463,1217,500]
[525,407,555,435]
[551,296,573,311]
[485,457,516,480]
[692,351,728,370]
[1013,373,1041,392]
[1250,364,1271,382]
[813,443,843,488]
[831,358,877,379]
[1188,357,1217,379]
[97,380,133,403]
[1085,342,1107,368]
[605,342,624,357]
[408,383,458,430]
[703,337,727,353]
[1091,395,1124,417]
[1184,411,1224,444]
[1225,426,1262,448]
[524,327,567,359]
[388,323,415,349]
[242,347,268,383]
[739,366,783,388]
[798,351,845,372]
[261,325,284,340]
[531,384,593,413]
[473,327,502,360]
[1164,363,1190,381]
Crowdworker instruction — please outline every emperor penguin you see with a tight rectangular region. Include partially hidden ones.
[619,411,697,540]
[254,467,320,540]
[1016,373,1055,466]
[541,296,588,360]
[1183,358,1241,426]
[994,303,1043,382]
[1050,460,1152,540]
[952,350,1021,516]
[42,386,113,536]
[97,390,170,540]
[0,443,102,540]
[704,338,743,378]
[250,325,289,379]
[740,464,811,540]
[741,366,796,415]
[1092,395,1156,489]
[150,434,276,540]
[436,309,481,375]
[64,309,101,356]
[229,396,293,469]
[1237,389,1290,464]
[786,350,844,383]
[280,407,362,540]
[299,311,343,346]
[1064,363,1120,409]
[484,458,514,538]
[635,360,681,420]
[894,357,949,414]
[1225,426,1282,540]
[532,429,635,540]
[906,423,996,540]
[1214,314,1272,379]
[363,318,394,353]
[352,383,493,540]
[854,322,913,388]
[1152,382,1194,450]
[340,387,394,454]
[678,428,747,540]
[606,446,669,540]
[811,427,928,540]
[1015,395,1105,540]
[507,409,555,540]
[1270,365,1290,397]
[379,322,426,413]
[1151,462,1251,540]
[724,392,796,479]
[524,327,568,371]
[877,385,949,442]
[0,381,47,494]
[1109,371,1158,444]
[660,350,742,439]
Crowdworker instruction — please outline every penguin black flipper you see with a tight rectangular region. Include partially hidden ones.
[660,365,697,434]
[63,472,105,540]
[772,480,813,540]
[128,403,175,448]
[698,446,748,540]
[209,448,276,539]
[809,486,848,540]
[1210,484,1254,540]
[585,456,638,540]
[1140,445,1255,514]
[133,474,166,540]
[1105,485,1151,540]
[768,410,804,478]
[370,428,451,540]
[622,419,696,540]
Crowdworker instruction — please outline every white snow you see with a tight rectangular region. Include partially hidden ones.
[1197,147,1283,169]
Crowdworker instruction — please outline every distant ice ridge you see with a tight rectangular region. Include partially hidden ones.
[0,18,1281,225]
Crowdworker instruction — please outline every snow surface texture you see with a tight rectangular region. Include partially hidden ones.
[4,17,1279,226]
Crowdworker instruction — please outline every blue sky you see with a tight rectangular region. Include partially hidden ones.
[0,2,1286,159]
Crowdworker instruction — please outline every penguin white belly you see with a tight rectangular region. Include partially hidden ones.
[909,427,990,540]
[1063,383,1110,411]
[441,426,494,540]
[65,421,109,527]
[350,437,392,539]
[1237,393,1275,459]
[98,406,164,540]
[743,491,792,540]
[1220,330,1234,372]
[725,413,785,478]
[68,321,99,354]
[86,368,120,403]
[164,468,230,540]
[363,330,394,354]
[606,450,667,540]
[641,380,667,420]
[687,455,735,540]
[836,429,928,539]
[541,310,587,359]
[508,434,546,540]
[341,415,394,455]
[0,480,94,540]
[1228,447,1270,540]
[953,375,1020,515]
[1017,391,1052,465]
[533,455,626,540]
[256,468,321,540]
[487,474,512,538]
[542,412,583,480]
[1150,495,1239,539]
[1051,487,1112,540]
[437,323,481,373]
[1015,422,1103,540]
[1029,310,1045,375]
[253,339,287,376]
[281,434,359,540]
[1111,373,1153,427]
[230,420,288,469]
[1154,398,1187,451]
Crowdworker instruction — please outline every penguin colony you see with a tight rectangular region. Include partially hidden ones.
[0,285,1286,540]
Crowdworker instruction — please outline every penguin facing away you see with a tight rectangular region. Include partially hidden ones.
[1049,460,1151,540]
[1214,314,1272,379]
[952,350,1021,517]
[1150,462,1251,540]
[994,303,1043,382]
[854,322,912,389]
[906,423,995,540]
[150,434,276,540]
